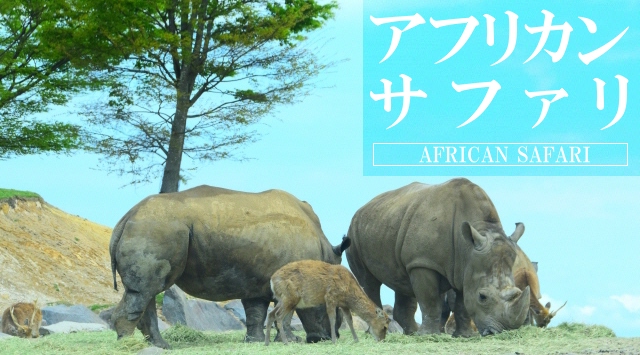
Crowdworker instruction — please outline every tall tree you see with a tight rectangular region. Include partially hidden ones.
[82,0,337,192]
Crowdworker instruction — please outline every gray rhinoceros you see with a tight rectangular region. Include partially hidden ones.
[346,178,530,337]
[109,185,351,349]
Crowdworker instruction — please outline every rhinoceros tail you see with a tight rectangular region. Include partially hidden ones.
[110,214,131,291]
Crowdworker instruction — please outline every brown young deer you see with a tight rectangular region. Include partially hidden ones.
[1,300,42,338]
[265,260,390,345]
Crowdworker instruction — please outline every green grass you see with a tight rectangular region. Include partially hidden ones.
[1,323,638,355]
[0,188,41,200]
[89,304,114,313]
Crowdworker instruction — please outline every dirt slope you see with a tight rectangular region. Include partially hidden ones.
[0,196,121,312]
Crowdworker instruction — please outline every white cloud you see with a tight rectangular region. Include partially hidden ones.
[579,306,596,317]
[611,294,640,313]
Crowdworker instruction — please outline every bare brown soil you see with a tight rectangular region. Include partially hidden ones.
[0,197,121,312]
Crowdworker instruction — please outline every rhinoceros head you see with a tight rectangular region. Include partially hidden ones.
[460,221,530,335]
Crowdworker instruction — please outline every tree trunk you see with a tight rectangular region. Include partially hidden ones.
[159,75,192,193]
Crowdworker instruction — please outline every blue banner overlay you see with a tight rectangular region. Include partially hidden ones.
[363,1,640,176]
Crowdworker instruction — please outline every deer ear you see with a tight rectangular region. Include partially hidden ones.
[545,302,551,310]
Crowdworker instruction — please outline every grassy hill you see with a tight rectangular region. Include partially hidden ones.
[0,188,41,201]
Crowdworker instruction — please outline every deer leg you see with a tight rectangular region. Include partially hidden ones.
[325,299,339,344]
[264,306,277,346]
[275,303,295,345]
[340,307,358,342]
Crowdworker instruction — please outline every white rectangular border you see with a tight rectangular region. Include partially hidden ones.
[372,142,629,167]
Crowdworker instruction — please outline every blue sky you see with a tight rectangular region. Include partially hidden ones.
[1,0,640,337]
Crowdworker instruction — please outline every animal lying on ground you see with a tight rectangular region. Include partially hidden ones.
[265,260,390,345]
[110,185,351,349]
[346,178,530,337]
[1,301,42,338]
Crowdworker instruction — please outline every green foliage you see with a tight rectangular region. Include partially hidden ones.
[80,0,339,189]
[0,188,40,200]
[162,324,209,344]
[0,0,126,158]
[155,292,164,308]
[0,117,85,158]
[89,304,114,313]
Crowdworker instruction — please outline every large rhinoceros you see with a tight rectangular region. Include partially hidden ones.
[109,185,351,349]
[346,178,530,337]
[443,227,565,333]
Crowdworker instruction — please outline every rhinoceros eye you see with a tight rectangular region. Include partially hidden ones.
[479,293,488,302]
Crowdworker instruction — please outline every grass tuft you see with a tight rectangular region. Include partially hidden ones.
[0,188,41,200]
[162,323,208,343]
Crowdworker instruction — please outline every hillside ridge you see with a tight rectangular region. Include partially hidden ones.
[0,195,121,312]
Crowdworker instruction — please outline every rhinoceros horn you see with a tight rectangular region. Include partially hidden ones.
[504,285,531,329]
[510,223,525,243]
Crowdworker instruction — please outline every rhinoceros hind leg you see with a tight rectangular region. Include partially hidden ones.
[452,291,476,338]
[136,298,170,349]
[409,268,442,335]
[393,293,419,335]
[242,297,269,342]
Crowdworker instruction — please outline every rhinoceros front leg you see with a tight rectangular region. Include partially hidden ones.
[242,297,270,342]
[136,298,170,349]
[409,268,443,335]
[452,291,476,338]
[393,293,419,335]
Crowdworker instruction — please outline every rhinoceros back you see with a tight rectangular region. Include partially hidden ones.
[347,178,503,293]
[111,185,336,301]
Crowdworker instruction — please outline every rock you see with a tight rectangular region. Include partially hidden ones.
[137,347,165,355]
[388,319,404,334]
[223,300,246,324]
[99,306,169,332]
[42,305,106,326]
[340,314,369,331]
[98,307,114,328]
[0,332,12,340]
[383,304,394,317]
[163,285,245,332]
[157,318,170,332]
[40,321,107,334]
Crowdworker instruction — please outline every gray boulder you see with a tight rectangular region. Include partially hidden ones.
[163,285,245,332]
[42,305,106,326]
[99,307,169,332]
[339,314,369,331]
[388,319,404,334]
[40,321,107,334]
[223,300,246,325]
[0,332,12,340]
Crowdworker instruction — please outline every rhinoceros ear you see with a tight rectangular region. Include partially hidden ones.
[332,235,352,256]
[510,222,525,243]
[461,222,487,249]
